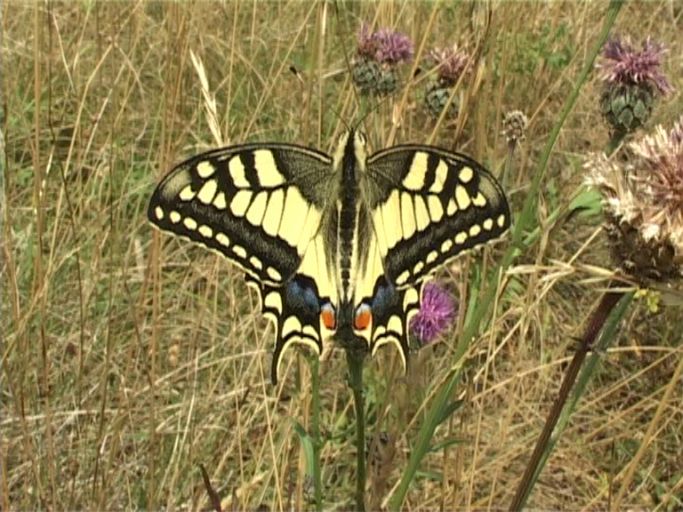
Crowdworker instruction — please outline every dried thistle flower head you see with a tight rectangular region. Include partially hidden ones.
[353,24,413,96]
[502,110,529,148]
[597,36,673,134]
[586,116,683,281]
[410,283,457,344]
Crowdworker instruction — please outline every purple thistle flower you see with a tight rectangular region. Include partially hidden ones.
[428,46,469,84]
[410,283,457,345]
[357,24,377,59]
[373,28,413,64]
[598,36,673,95]
[356,24,413,65]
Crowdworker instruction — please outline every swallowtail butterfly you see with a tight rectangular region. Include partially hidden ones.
[148,131,510,383]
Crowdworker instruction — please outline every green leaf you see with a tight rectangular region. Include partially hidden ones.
[436,399,463,426]
[292,421,316,477]
[568,186,603,219]
[429,436,464,453]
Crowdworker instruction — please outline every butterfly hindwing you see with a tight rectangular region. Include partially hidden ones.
[364,146,511,288]
[247,273,330,383]
[148,144,334,285]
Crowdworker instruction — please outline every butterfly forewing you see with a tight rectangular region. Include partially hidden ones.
[364,146,510,288]
[148,144,334,285]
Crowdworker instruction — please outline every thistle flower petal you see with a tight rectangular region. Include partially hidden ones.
[428,45,469,85]
[355,24,413,65]
[598,36,672,95]
[410,283,457,344]
[373,28,413,64]
[585,116,683,281]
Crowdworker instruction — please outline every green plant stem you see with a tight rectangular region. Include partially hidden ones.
[309,357,323,511]
[509,284,631,510]
[606,130,626,155]
[388,3,623,508]
[346,349,366,512]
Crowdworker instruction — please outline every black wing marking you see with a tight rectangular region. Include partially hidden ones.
[148,144,334,285]
[363,146,511,288]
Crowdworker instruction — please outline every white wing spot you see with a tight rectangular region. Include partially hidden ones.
[267,267,282,281]
[213,192,227,210]
[455,185,471,210]
[396,270,410,286]
[169,211,181,224]
[427,195,444,222]
[403,152,428,190]
[264,291,283,314]
[426,250,438,264]
[413,261,424,274]
[229,156,249,188]
[246,191,268,226]
[459,166,474,183]
[472,192,487,207]
[483,218,494,230]
[455,232,467,244]
[179,185,195,201]
[183,217,198,230]
[403,287,419,309]
[230,190,252,217]
[198,225,213,238]
[387,315,403,335]
[441,239,453,252]
[249,255,263,270]
[303,325,319,340]
[197,179,218,204]
[447,199,457,216]
[469,224,481,237]
[497,214,506,227]
[233,245,247,258]
[154,206,164,220]
[254,150,285,187]
[216,233,230,246]
[429,159,448,193]
[196,161,215,178]
[282,316,303,337]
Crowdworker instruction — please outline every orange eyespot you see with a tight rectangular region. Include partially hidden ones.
[321,304,336,330]
[353,304,372,330]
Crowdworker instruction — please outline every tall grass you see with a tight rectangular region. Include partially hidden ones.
[2,2,682,510]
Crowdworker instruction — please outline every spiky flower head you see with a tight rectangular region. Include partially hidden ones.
[353,24,413,96]
[598,36,672,95]
[356,24,413,65]
[502,110,529,148]
[585,116,683,281]
[597,36,672,135]
[410,283,457,345]
[428,45,469,86]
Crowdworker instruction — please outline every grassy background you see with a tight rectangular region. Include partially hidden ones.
[2,2,682,510]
